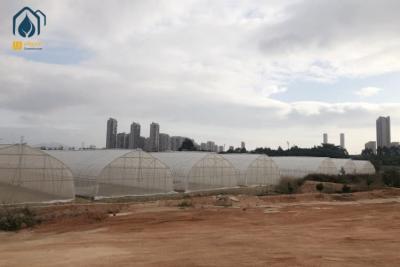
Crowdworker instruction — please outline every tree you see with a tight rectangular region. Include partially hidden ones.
[226,147,234,153]
[251,143,349,158]
[382,169,400,187]
[179,139,197,151]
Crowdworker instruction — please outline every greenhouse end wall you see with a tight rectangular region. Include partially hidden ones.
[222,154,280,186]
[0,144,75,204]
[353,160,376,174]
[151,152,237,192]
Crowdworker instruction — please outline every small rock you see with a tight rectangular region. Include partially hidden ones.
[229,196,240,202]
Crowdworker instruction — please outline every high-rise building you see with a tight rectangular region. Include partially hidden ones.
[149,122,160,152]
[206,141,215,152]
[365,141,377,154]
[376,116,391,148]
[218,146,224,153]
[323,133,328,144]
[138,136,145,150]
[200,143,207,151]
[241,141,246,150]
[106,118,118,149]
[129,122,141,149]
[144,137,151,152]
[340,133,345,148]
[116,132,128,149]
[124,134,130,149]
[159,133,170,151]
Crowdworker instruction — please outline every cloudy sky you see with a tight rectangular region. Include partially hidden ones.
[1,0,400,153]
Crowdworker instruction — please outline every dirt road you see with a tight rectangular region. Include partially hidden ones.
[1,190,400,266]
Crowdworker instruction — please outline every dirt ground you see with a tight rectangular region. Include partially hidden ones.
[1,189,400,267]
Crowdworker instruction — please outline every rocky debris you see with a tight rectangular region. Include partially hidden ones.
[214,195,233,207]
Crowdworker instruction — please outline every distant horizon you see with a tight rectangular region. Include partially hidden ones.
[0,115,382,156]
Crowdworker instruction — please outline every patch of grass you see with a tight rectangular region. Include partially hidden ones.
[0,206,40,231]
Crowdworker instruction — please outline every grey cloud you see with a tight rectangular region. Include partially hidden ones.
[259,0,400,53]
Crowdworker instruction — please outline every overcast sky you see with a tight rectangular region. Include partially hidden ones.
[1,0,400,153]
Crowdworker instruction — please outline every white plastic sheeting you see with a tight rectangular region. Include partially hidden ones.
[0,144,74,204]
[353,160,376,174]
[331,158,357,175]
[272,156,338,179]
[48,150,174,198]
[222,154,280,186]
[151,152,237,192]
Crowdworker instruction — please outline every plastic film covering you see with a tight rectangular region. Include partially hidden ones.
[0,144,75,204]
[353,160,376,174]
[272,156,338,179]
[48,150,174,198]
[151,152,237,192]
[222,154,280,186]
[331,158,357,175]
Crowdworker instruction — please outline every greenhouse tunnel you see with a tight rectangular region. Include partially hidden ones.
[0,144,75,204]
[353,160,376,174]
[222,154,280,186]
[48,149,174,199]
[151,152,237,192]
[331,158,357,175]
[271,156,338,179]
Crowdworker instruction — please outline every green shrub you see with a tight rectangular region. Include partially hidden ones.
[365,176,374,189]
[276,177,302,194]
[342,184,351,193]
[0,206,40,231]
[382,169,400,187]
[302,173,379,186]
[316,183,324,192]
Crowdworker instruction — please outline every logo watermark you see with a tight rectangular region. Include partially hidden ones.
[12,6,46,51]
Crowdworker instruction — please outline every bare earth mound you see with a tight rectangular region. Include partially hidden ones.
[1,189,400,267]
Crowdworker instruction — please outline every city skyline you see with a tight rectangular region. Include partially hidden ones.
[1,1,400,154]
[105,118,226,152]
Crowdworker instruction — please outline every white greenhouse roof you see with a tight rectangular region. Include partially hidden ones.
[47,149,141,178]
[151,152,216,176]
[222,154,271,171]
[271,156,333,171]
